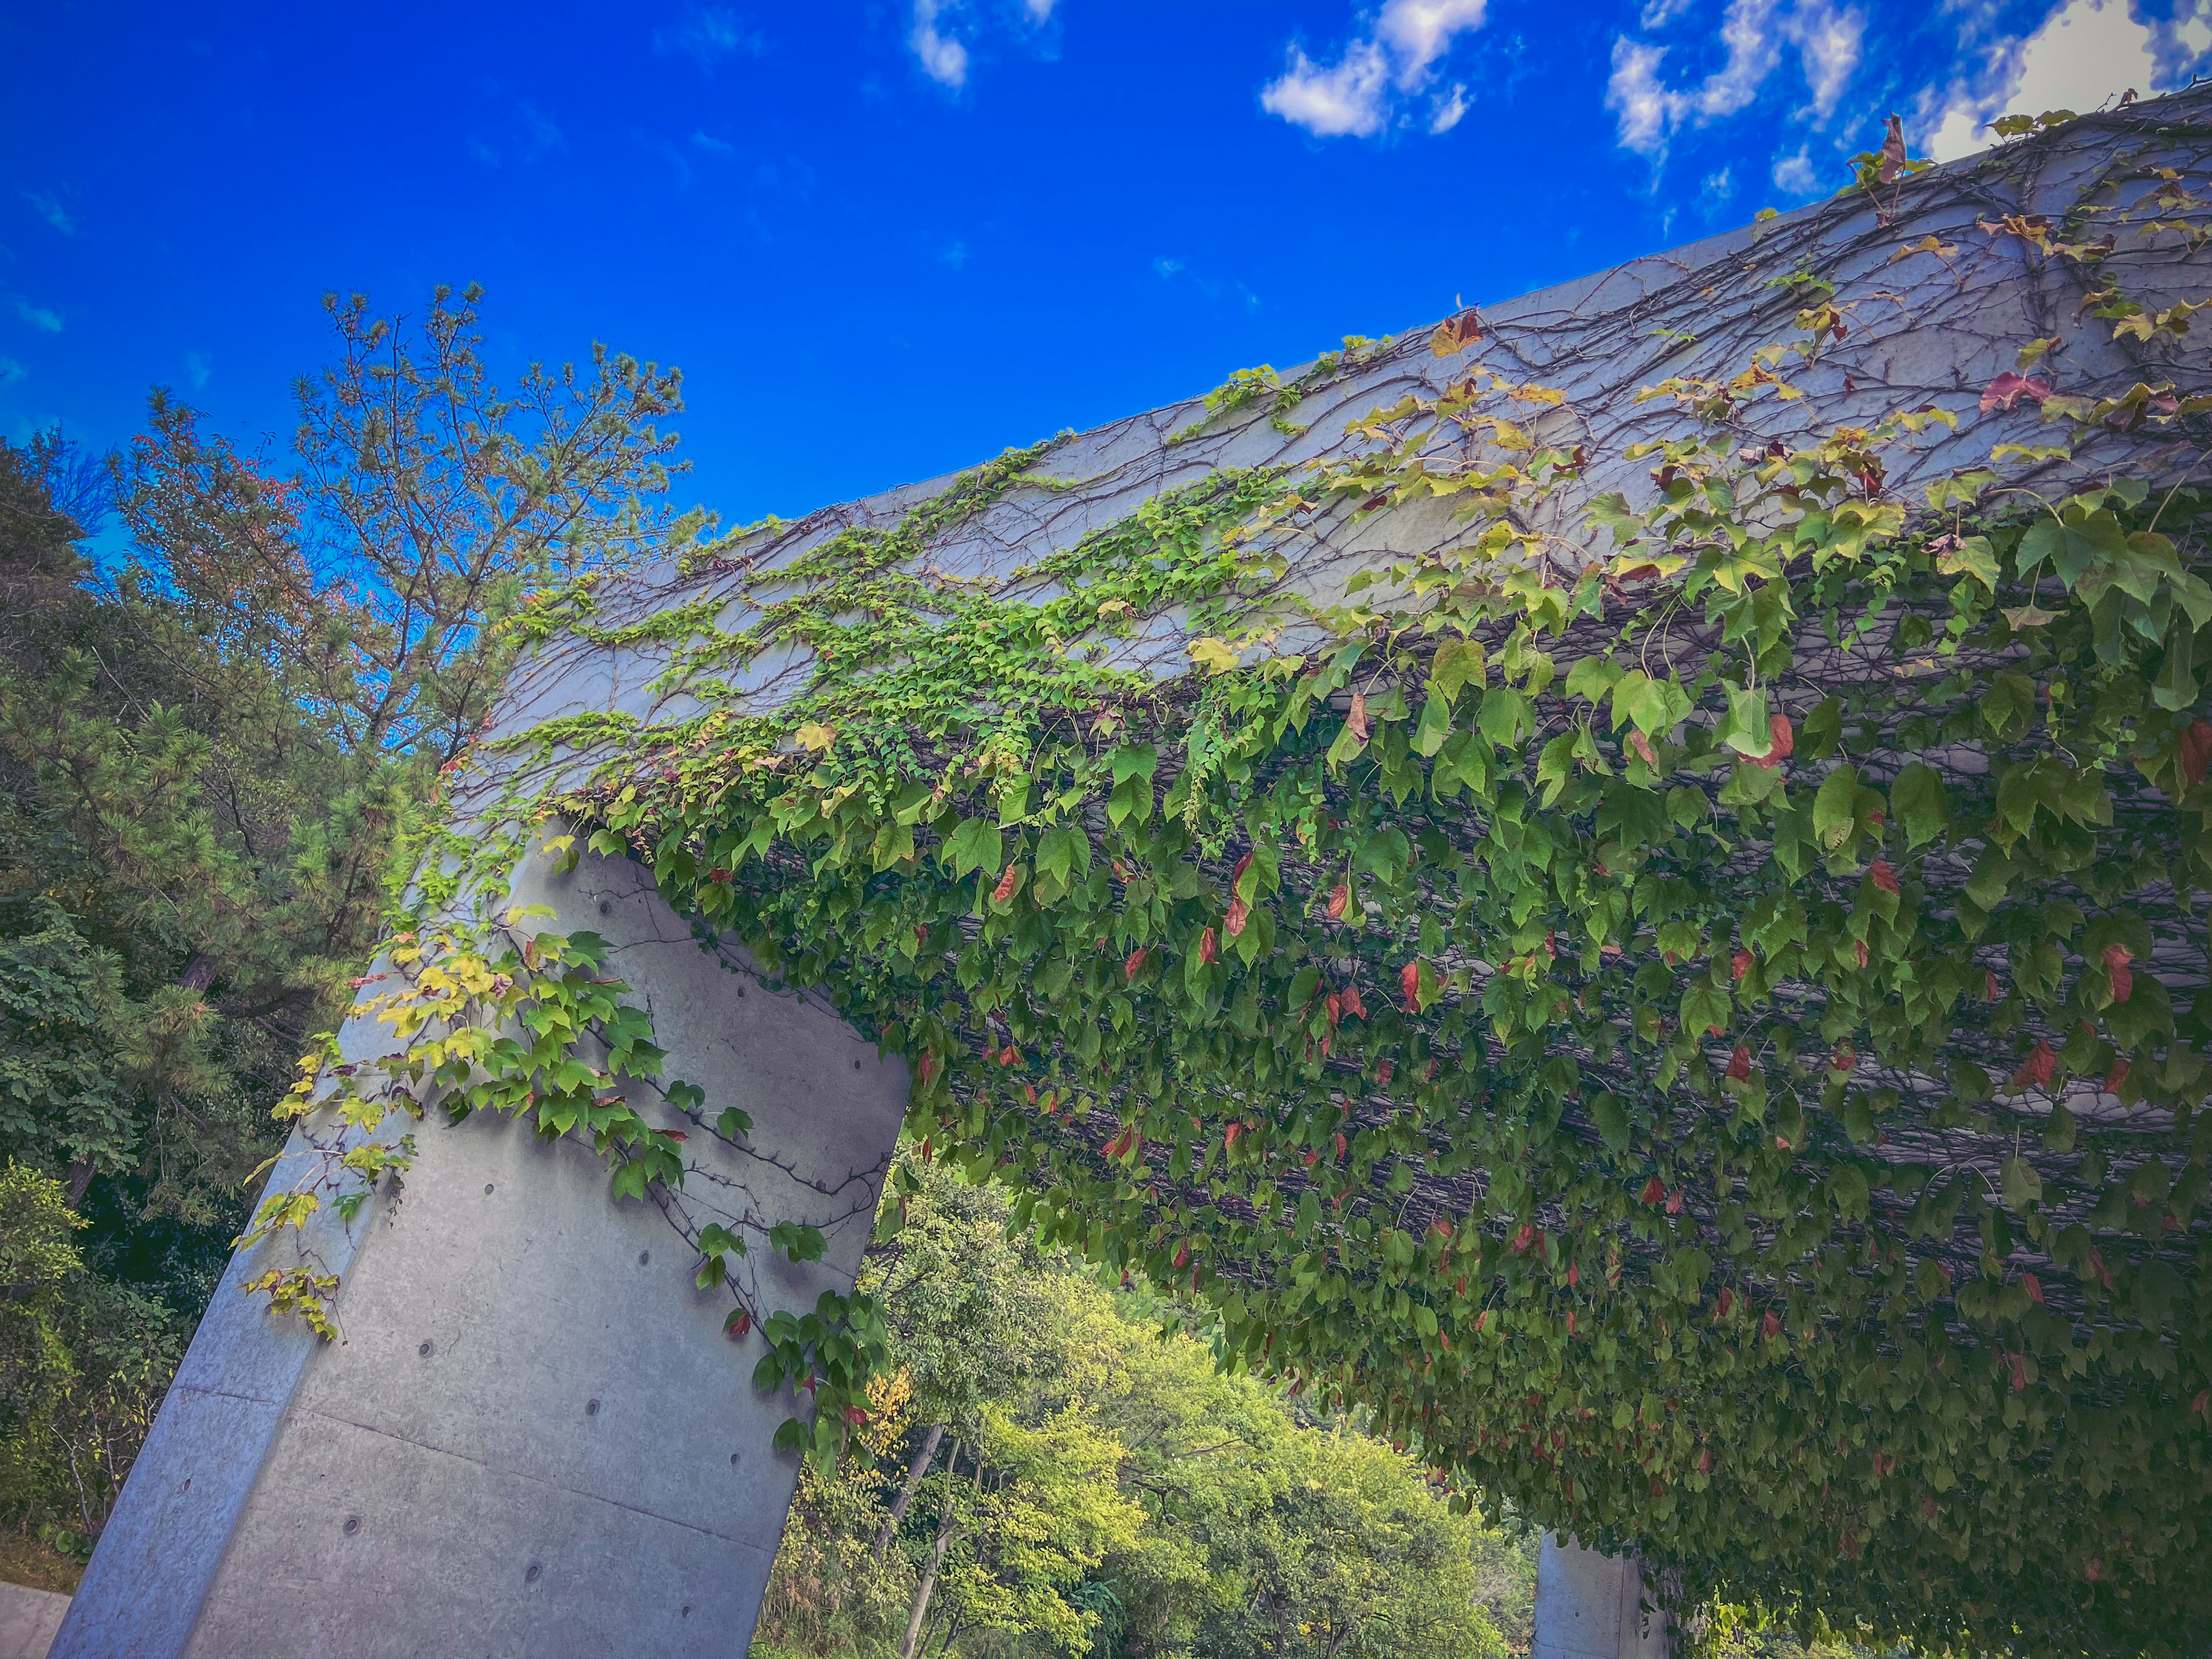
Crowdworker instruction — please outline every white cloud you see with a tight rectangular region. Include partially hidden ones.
[1771,145,1819,192]
[1153,256,1184,277]
[691,129,736,156]
[653,6,765,67]
[1261,0,1486,138]
[940,240,971,268]
[1378,0,1488,85]
[185,352,211,391]
[1926,0,2163,161]
[22,191,74,235]
[1641,0,1695,25]
[1024,0,1055,17]
[912,0,971,86]
[1783,0,1862,116]
[14,299,62,334]
[1607,0,1865,157]
[1262,41,1392,136]
[0,357,24,388]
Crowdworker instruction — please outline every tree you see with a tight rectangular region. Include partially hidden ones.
[0,285,699,1552]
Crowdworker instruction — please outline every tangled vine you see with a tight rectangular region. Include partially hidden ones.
[242,99,2212,1656]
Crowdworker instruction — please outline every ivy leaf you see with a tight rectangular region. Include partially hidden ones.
[1717,687,1773,757]
[1813,765,1862,851]
[940,817,1003,878]
[2000,1155,2043,1213]
[1890,762,1950,849]
[1412,695,1453,758]
[1430,638,1486,703]
[1035,823,1091,888]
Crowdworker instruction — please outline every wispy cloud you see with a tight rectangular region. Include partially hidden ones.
[14,299,62,334]
[469,101,566,169]
[939,239,971,269]
[1783,0,1862,118]
[692,129,736,157]
[0,357,24,388]
[904,0,1061,92]
[1261,0,1487,138]
[1605,0,1862,157]
[653,6,766,69]
[1152,255,1260,312]
[22,191,74,234]
[1770,145,1819,192]
[1923,0,2174,162]
[912,0,971,86]
[185,352,211,391]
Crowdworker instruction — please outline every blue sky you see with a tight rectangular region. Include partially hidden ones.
[3,0,2209,527]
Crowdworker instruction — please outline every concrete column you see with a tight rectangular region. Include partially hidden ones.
[50,846,909,1659]
[1533,1533,1671,1659]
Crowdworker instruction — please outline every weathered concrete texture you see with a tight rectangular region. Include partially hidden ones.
[474,92,2212,796]
[0,1584,67,1659]
[52,849,908,1659]
[1533,1535,1669,1659]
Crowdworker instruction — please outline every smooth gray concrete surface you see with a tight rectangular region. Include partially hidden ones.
[0,1583,67,1659]
[1533,1534,1669,1659]
[52,847,907,1659]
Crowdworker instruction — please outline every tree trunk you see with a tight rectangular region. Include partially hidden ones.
[873,1422,946,1559]
[900,1457,961,1659]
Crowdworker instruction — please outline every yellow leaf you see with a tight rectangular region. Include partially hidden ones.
[795,722,838,752]
[1187,637,1242,675]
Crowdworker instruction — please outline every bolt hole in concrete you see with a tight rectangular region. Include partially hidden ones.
[586,1400,600,1416]
[419,1340,433,1356]
[638,1249,650,1266]
[729,1452,741,1467]
[483,1183,494,1195]
[526,1563,543,1584]
[598,900,610,915]
[343,1517,360,1536]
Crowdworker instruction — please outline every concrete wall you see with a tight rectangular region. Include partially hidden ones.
[51,847,908,1659]
[0,1584,68,1659]
[1532,1535,1670,1659]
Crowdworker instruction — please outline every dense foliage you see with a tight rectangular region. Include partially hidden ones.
[756,1152,1532,1659]
[0,286,694,1555]
[332,126,2212,1659]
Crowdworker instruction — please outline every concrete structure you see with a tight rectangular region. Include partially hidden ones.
[52,94,2212,1658]
[1533,1535,1670,1659]
[50,852,907,1658]
[0,1584,67,1659]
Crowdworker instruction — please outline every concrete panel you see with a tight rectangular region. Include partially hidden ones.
[1533,1534,1669,1659]
[52,847,908,1659]
[0,1584,68,1659]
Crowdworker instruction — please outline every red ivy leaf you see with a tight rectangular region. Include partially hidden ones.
[1628,730,1658,767]
[1752,711,1795,769]
[1727,1043,1753,1081]
[991,862,1020,905]
[2022,1272,2044,1305]
[1763,1310,1783,1340]
[2103,942,2134,1003]
[1327,882,1351,921]
[1732,949,1753,981]
[2105,1058,2131,1094]
[1401,960,1423,1012]
[2180,721,2212,787]
[1199,926,1219,965]
[1227,895,1251,937]
[1124,946,1148,982]
[1347,691,1370,742]
[1640,1176,1666,1205]
[1341,984,1366,1020]
[1870,860,1900,895]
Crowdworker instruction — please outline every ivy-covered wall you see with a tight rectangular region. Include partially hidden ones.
[254,93,2212,1659]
